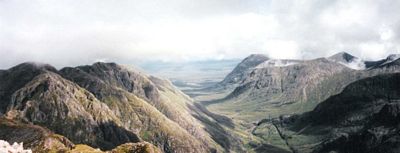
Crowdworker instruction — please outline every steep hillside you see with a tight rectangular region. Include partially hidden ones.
[0,62,57,113]
[5,71,139,150]
[255,73,400,153]
[60,62,220,152]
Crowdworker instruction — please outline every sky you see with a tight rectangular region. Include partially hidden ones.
[1,0,400,68]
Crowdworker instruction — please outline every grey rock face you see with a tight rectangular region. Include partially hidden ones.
[218,54,269,88]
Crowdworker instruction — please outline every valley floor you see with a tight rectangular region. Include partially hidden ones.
[186,89,295,153]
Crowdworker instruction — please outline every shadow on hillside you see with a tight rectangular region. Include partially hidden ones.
[254,144,292,153]
[189,103,241,152]
[0,118,143,151]
[193,103,234,128]
[199,98,226,106]
[96,121,142,150]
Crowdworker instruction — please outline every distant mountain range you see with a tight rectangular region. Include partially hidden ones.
[1,52,400,153]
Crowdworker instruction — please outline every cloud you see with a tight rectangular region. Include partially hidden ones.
[0,0,400,68]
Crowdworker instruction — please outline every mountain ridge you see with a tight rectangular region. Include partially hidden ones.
[0,62,224,153]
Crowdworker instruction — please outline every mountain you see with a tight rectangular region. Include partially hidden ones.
[255,72,400,153]
[328,52,357,63]
[202,52,400,152]
[370,54,400,69]
[208,53,400,121]
[308,73,400,153]
[59,62,220,152]
[328,52,366,70]
[6,71,140,149]
[0,62,224,153]
[2,52,400,153]
[207,54,356,121]
[0,62,57,113]
[217,54,269,88]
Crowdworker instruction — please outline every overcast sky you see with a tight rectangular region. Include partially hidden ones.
[1,0,400,68]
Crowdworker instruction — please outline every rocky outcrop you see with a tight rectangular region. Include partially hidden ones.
[0,117,161,153]
[109,142,161,153]
[0,117,74,152]
[5,71,139,150]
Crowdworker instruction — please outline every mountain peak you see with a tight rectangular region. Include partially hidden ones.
[328,52,357,63]
[245,54,269,61]
[240,54,270,67]
[92,62,119,68]
[9,62,57,72]
[386,54,400,61]
[218,54,269,86]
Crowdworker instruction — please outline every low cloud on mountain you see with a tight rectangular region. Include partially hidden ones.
[1,0,399,68]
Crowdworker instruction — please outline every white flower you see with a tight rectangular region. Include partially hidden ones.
[0,140,32,153]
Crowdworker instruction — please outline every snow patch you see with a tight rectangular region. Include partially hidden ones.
[255,59,298,68]
[0,140,32,153]
[338,57,366,70]
[381,54,400,66]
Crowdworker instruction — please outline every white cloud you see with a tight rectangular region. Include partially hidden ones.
[0,0,400,68]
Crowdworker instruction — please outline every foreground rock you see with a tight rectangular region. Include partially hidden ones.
[0,117,160,153]
[0,117,74,152]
